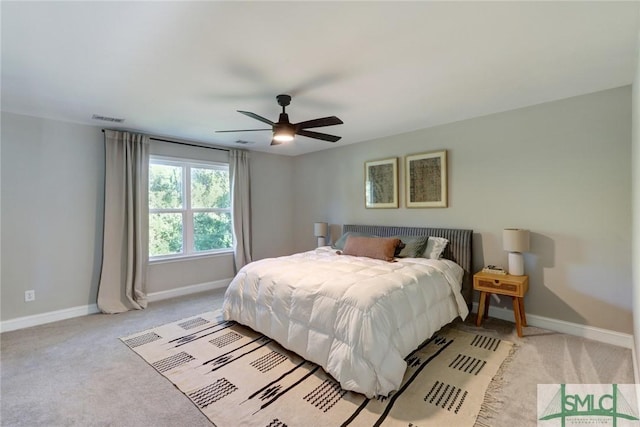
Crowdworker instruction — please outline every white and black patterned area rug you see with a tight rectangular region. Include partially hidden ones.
[121,311,513,427]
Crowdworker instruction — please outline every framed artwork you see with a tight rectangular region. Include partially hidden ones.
[364,157,398,208]
[406,150,447,208]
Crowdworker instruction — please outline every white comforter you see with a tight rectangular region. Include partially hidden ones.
[222,247,469,397]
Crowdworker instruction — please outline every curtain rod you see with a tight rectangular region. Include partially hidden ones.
[101,129,230,152]
[150,137,230,152]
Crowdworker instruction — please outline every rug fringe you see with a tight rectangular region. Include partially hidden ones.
[475,343,518,426]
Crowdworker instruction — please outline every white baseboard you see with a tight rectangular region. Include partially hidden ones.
[0,304,100,333]
[146,278,231,302]
[0,278,232,334]
[4,283,629,349]
[473,302,634,349]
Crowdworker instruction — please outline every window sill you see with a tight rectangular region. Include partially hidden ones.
[148,250,233,265]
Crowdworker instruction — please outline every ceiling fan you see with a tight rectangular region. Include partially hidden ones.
[216,94,343,146]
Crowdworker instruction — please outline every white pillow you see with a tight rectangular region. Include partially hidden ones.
[422,236,448,259]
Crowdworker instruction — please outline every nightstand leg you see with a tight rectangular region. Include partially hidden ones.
[519,297,527,326]
[484,294,490,318]
[477,292,487,326]
[512,297,523,337]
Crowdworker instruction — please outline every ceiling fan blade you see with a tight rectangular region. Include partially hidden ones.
[296,129,341,143]
[270,139,283,146]
[238,110,275,126]
[295,116,343,130]
[215,129,271,133]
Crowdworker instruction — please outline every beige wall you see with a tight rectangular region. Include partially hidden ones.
[0,114,295,320]
[292,86,633,334]
[1,85,633,335]
[1,113,105,320]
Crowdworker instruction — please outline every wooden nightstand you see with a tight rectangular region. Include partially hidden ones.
[474,271,529,337]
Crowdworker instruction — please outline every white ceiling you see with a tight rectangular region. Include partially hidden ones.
[2,2,639,156]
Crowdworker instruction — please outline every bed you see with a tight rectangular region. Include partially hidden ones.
[222,225,473,398]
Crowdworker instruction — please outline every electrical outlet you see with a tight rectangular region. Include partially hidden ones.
[24,290,35,302]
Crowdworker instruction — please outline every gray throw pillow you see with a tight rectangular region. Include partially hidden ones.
[394,235,430,258]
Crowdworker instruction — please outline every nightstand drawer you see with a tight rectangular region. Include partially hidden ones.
[476,279,518,294]
[473,272,528,297]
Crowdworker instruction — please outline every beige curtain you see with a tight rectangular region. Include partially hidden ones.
[97,130,149,313]
[229,149,252,272]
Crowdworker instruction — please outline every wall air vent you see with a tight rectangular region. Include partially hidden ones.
[92,114,125,123]
[235,140,255,145]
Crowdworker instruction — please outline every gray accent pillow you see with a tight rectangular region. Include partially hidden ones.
[393,235,430,258]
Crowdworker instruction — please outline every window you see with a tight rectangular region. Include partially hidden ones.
[149,156,232,259]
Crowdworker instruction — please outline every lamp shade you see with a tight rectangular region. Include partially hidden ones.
[503,229,530,252]
[314,222,328,237]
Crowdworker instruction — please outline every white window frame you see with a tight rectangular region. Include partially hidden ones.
[149,155,232,261]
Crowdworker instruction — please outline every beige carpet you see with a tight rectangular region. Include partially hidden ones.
[122,311,514,427]
[2,289,634,426]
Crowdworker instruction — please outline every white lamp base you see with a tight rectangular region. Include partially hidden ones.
[316,237,326,248]
[508,252,524,276]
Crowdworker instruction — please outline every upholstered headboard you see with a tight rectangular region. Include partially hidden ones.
[342,225,474,307]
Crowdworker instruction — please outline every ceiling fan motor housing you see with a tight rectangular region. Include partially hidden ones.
[276,94,292,107]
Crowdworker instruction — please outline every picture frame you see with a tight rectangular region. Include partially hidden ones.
[364,157,398,209]
[405,150,447,208]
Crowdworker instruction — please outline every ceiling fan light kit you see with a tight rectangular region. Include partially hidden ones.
[217,94,343,146]
[273,123,295,143]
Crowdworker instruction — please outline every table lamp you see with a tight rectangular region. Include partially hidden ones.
[314,222,328,247]
[503,228,529,276]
